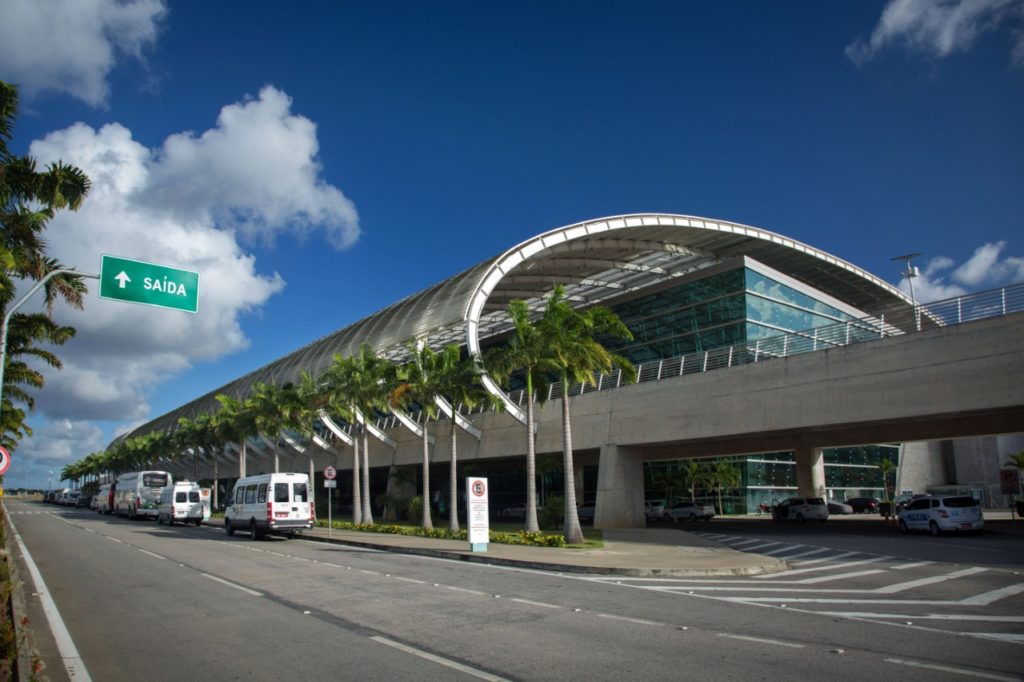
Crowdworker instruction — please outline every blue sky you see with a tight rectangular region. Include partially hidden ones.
[1,0,1022,489]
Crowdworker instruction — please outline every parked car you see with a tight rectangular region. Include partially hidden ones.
[894,492,928,513]
[577,502,595,522]
[772,497,828,522]
[157,480,204,526]
[845,497,880,514]
[827,500,853,515]
[75,493,93,508]
[62,490,81,506]
[645,500,666,521]
[667,501,715,521]
[898,495,984,536]
[225,472,313,540]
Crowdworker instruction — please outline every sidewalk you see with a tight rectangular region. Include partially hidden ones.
[295,525,789,577]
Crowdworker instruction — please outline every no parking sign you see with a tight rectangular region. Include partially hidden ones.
[0,445,10,476]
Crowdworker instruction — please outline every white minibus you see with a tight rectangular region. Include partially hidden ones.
[94,483,115,514]
[116,470,172,519]
[158,480,204,526]
[225,472,313,540]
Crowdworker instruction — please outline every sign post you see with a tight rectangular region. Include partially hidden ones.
[1000,468,1021,534]
[324,466,337,536]
[466,477,489,552]
[99,254,199,313]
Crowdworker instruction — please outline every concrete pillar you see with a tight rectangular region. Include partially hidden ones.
[594,444,646,528]
[795,446,826,498]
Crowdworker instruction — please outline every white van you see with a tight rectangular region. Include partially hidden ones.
[224,472,313,540]
[157,481,204,526]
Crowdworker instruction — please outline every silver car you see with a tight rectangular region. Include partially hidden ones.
[898,495,984,535]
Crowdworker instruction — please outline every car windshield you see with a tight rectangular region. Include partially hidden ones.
[808,498,825,505]
[943,496,979,508]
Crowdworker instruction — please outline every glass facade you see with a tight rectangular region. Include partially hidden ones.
[605,262,863,365]
[608,260,896,513]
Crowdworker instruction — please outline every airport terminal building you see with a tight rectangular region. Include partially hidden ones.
[119,213,1021,523]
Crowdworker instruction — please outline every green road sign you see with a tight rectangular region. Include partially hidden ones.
[99,254,199,313]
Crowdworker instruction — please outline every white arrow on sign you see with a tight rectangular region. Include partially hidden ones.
[115,271,131,289]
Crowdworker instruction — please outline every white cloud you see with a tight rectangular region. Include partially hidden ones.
[847,0,1024,68]
[19,86,358,425]
[14,419,106,468]
[896,241,1024,302]
[0,0,167,106]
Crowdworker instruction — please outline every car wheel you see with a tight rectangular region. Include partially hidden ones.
[929,521,941,537]
[796,513,805,523]
[899,519,909,533]
[250,520,259,540]
[195,519,202,527]
[167,516,174,527]
[225,519,234,536]
[688,513,697,522]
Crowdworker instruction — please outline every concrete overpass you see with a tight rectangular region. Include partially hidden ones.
[172,306,1023,528]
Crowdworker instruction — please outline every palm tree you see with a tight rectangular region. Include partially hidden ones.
[392,341,444,529]
[215,393,258,479]
[707,461,740,515]
[680,460,709,503]
[878,458,896,502]
[1,80,91,448]
[430,345,492,532]
[320,353,363,524]
[322,344,396,524]
[485,299,557,534]
[537,285,636,545]
[1005,450,1024,469]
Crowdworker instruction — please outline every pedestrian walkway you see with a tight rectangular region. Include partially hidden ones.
[296,525,789,577]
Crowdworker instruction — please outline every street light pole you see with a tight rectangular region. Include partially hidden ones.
[891,253,922,332]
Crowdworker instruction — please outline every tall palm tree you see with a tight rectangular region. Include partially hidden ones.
[537,285,636,545]
[485,299,557,534]
[392,341,444,529]
[707,461,741,515]
[215,393,258,479]
[321,352,363,524]
[680,459,708,503]
[322,345,396,524]
[1,80,91,448]
[878,458,896,502]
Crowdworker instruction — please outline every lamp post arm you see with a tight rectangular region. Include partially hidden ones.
[0,268,99,409]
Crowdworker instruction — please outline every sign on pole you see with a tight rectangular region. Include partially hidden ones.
[99,254,199,313]
[466,477,489,552]
[1000,468,1021,495]
[0,445,10,476]
[324,465,337,480]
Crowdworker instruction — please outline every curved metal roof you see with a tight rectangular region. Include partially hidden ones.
[121,213,911,441]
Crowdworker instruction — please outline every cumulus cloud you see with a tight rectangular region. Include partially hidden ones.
[896,241,1024,302]
[14,419,106,468]
[847,0,1024,68]
[20,86,359,428]
[0,0,167,106]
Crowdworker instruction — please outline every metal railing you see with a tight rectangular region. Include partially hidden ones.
[369,281,1024,429]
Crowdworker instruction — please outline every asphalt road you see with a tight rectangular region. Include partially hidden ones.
[6,499,1024,682]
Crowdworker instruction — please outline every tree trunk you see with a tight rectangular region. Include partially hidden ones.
[421,417,432,529]
[561,376,584,545]
[213,455,219,511]
[449,415,459,533]
[352,425,362,525]
[525,375,539,533]
[361,429,373,524]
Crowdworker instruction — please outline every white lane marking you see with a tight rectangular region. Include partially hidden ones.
[885,658,1021,681]
[371,635,510,681]
[137,549,166,561]
[446,586,486,596]
[508,598,560,609]
[716,633,804,649]
[758,556,887,578]
[820,612,1024,622]
[874,567,988,594]
[891,561,934,570]
[796,569,887,584]
[973,633,1024,643]
[724,597,951,604]
[762,544,807,556]
[771,546,831,560]
[740,541,783,551]
[6,514,93,681]
[785,551,859,567]
[200,573,264,597]
[960,583,1024,606]
[723,538,766,547]
[597,613,661,626]
[392,576,426,585]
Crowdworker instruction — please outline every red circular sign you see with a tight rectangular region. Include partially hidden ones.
[471,480,485,497]
[323,465,337,480]
[0,446,10,476]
